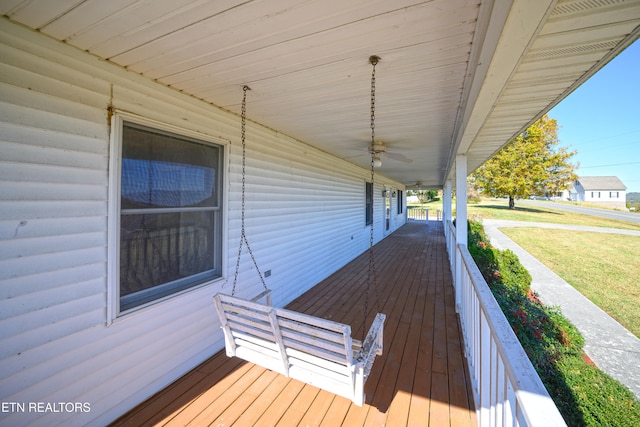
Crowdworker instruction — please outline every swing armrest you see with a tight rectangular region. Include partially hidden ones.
[251,289,272,305]
[355,313,385,377]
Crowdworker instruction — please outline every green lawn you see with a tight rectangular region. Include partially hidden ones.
[410,198,640,231]
[468,199,640,231]
[501,228,640,338]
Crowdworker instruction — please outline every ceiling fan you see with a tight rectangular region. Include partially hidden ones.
[368,140,412,167]
[404,181,424,190]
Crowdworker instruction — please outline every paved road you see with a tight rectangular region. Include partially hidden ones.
[483,219,640,399]
[519,199,640,224]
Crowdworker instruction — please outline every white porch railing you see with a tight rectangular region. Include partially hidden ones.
[407,207,428,221]
[446,220,566,427]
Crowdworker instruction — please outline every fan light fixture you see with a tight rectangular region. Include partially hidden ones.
[368,141,386,167]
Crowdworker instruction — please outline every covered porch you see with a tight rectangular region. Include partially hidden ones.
[2,2,639,425]
[114,221,476,426]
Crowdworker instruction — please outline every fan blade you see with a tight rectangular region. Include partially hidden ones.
[385,151,413,163]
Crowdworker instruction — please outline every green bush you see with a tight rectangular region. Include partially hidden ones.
[495,249,532,294]
[467,219,640,426]
[557,355,640,426]
[467,220,498,283]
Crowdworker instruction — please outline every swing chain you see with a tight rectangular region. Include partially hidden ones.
[365,56,382,322]
[240,85,248,240]
[231,85,268,296]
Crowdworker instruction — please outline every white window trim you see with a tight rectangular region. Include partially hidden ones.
[107,112,229,325]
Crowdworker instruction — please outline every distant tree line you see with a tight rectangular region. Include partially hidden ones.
[627,192,640,212]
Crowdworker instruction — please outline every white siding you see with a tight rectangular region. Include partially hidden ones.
[573,181,627,209]
[583,190,627,209]
[0,19,405,426]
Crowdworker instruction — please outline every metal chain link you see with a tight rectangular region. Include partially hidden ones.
[231,85,268,296]
[365,56,382,326]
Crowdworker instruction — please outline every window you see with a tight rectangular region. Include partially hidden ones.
[610,191,619,198]
[115,121,223,313]
[365,182,373,226]
[591,191,601,198]
[397,190,403,214]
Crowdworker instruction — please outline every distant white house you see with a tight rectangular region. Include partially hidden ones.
[567,176,627,209]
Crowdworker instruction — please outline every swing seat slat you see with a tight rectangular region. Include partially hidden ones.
[213,293,385,406]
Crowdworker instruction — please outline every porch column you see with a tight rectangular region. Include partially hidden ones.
[443,179,452,240]
[455,154,467,312]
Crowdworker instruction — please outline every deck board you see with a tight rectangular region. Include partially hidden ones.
[112,222,476,426]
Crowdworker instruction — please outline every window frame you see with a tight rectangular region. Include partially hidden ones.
[107,113,228,322]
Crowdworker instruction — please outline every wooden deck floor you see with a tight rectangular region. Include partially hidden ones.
[113,221,476,426]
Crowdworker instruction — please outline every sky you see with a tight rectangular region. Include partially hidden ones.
[548,38,640,193]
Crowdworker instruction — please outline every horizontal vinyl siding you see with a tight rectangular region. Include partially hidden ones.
[225,123,386,305]
[0,18,405,426]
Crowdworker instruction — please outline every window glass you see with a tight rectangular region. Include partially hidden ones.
[365,182,373,226]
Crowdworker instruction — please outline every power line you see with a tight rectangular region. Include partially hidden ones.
[567,129,640,146]
[580,161,640,169]
[575,139,639,152]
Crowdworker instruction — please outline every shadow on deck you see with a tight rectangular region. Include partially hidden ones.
[113,221,476,426]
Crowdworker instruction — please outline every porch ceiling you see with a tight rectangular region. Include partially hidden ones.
[4,0,639,188]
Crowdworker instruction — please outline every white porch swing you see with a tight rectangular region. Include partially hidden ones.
[213,56,386,407]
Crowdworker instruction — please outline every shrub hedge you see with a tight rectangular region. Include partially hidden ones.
[467,219,640,426]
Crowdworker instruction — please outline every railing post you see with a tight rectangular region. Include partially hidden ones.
[443,180,452,242]
[455,155,467,312]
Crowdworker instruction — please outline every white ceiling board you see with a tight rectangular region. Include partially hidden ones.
[3,0,639,189]
[0,0,83,29]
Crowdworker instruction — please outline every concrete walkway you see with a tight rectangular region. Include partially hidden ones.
[482,220,640,399]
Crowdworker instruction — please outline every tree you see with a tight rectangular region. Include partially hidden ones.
[407,189,439,204]
[471,114,577,209]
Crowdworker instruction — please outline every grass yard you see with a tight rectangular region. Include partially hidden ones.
[468,200,640,231]
[501,227,640,338]
[410,198,640,231]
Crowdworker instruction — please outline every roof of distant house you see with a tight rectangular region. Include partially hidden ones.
[578,176,627,191]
